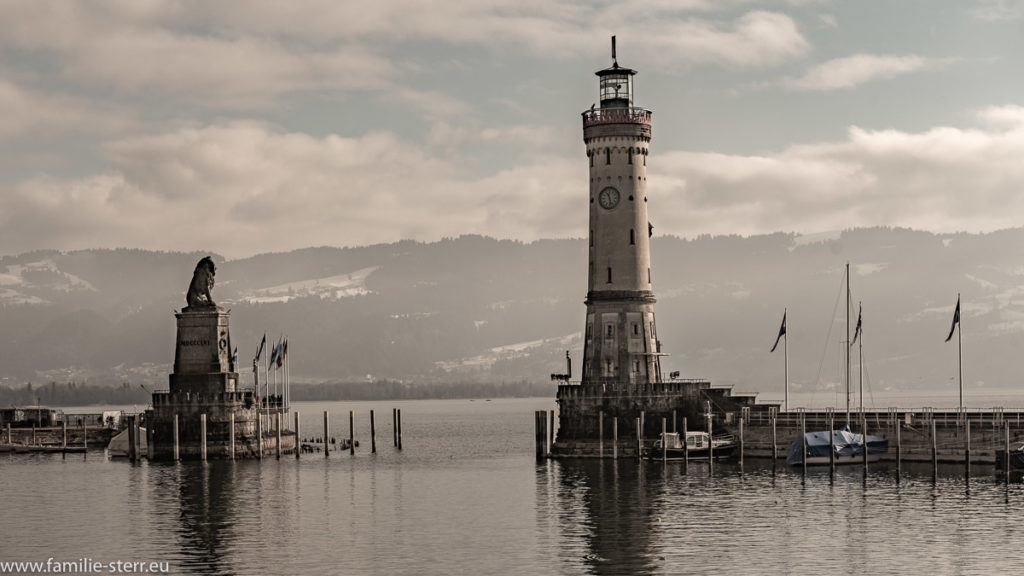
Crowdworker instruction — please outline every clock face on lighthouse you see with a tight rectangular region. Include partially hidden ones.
[598,186,620,209]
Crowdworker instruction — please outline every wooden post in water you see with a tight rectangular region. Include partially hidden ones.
[771,416,777,463]
[613,417,618,460]
[82,421,87,452]
[931,419,938,476]
[393,408,398,447]
[682,417,689,474]
[135,416,142,460]
[323,410,330,457]
[801,414,807,479]
[661,418,667,463]
[173,414,180,461]
[549,410,555,454]
[739,417,744,467]
[276,413,282,459]
[534,411,544,460]
[673,410,677,434]
[965,418,971,480]
[636,417,642,461]
[862,413,868,476]
[708,409,714,468]
[349,410,355,455]
[599,411,604,459]
[128,416,137,462]
[1005,422,1011,484]
[6,423,10,445]
[294,411,301,459]
[62,418,67,451]
[200,413,207,462]
[229,413,236,460]
[398,409,403,450]
[829,414,835,476]
[370,410,376,454]
[32,424,36,446]
[895,419,902,481]
[257,412,264,459]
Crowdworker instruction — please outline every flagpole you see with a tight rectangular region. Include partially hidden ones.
[845,262,850,425]
[784,309,788,413]
[858,302,863,415]
[958,292,963,411]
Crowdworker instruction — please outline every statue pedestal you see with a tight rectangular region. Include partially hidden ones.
[150,307,292,459]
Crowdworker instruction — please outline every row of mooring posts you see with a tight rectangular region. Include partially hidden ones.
[537,407,1019,485]
[153,407,405,462]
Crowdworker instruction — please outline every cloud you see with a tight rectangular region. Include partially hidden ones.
[784,54,934,91]
[650,109,1024,237]
[0,76,132,141]
[6,105,1024,259]
[0,3,809,111]
[970,0,1024,20]
[0,121,579,258]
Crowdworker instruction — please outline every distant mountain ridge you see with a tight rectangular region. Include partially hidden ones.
[2,228,1023,403]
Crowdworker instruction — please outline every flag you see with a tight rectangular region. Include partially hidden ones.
[276,338,284,369]
[851,305,862,346]
[770,310,786,353]
[269,341,279,367]
[283,338,288,359]
[254,334,266,362]
[232,346,238,365]
[945,296,960,342]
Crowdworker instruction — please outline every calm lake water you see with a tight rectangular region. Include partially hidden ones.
[3,397,1024,575]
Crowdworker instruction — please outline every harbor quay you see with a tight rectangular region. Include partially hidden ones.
[544,383,1024,466]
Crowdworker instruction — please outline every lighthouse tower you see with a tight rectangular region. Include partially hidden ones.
[580,37,662,387]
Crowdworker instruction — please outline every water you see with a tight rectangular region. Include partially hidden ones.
[2,398,1023,575]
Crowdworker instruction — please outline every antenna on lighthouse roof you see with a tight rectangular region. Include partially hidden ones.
[611,35,617,65]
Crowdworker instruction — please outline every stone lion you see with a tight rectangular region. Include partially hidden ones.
[186,256,216,308]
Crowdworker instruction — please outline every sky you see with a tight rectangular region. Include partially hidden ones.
[2,0,1024,259]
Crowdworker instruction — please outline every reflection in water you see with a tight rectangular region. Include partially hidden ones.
[541,460,659,575]
[175,462,237,575]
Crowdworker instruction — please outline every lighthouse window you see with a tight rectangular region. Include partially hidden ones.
[607,267,612,283]
[632,323,639,336]
[628,148,633,165]
[648,267,651,283]
[606,324,614,338]
[629,229,635,245]
[605,149,610,165]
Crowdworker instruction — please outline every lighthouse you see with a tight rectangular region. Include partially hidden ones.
[552,38,701,457]
[581,36,663,387]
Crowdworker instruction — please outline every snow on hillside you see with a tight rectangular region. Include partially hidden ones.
[241,266,379,303]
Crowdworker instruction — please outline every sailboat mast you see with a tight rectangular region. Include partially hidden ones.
[845,262,850,424]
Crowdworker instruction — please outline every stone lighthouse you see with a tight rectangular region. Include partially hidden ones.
[553,38,739,457]
[581,36,662,386]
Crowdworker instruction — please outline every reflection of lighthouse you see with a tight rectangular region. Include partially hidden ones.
[580,36,663,388]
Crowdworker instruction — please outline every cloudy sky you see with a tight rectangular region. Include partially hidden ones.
[2,0,1024,258]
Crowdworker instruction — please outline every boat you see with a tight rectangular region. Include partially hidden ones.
[648,431,738,461]
[786,425,888,466]
[107,427,147,458]
[996,442,1024,471]
[786,263,890,467]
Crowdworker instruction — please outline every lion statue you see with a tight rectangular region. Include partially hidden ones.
[186,256,217,308]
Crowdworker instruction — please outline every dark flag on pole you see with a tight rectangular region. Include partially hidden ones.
[945,296,960,342]
[255,333,266,362]
[851,305,862,346]
[770,310,787,353]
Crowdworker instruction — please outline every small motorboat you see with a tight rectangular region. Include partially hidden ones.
[648,431,737,461]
